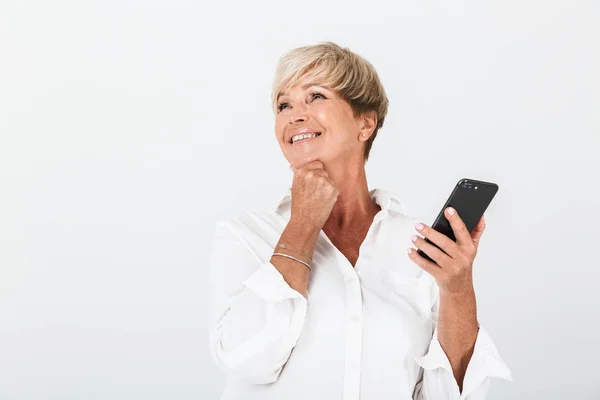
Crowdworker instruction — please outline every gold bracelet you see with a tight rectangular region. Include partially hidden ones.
[277,243,313,260]
[272,252,312,271]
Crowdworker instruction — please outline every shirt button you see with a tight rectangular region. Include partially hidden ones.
[350,315,361,322]
[346,276,357,284]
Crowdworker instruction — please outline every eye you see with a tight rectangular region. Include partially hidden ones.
[277,91,326,113]
[310,92,326,101]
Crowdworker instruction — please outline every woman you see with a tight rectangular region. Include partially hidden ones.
[207,42,511,400]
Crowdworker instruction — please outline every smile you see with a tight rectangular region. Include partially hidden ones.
[290,132,322,144]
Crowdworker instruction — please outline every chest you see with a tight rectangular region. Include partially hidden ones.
[332,241,360,267]
[323,229,368,268]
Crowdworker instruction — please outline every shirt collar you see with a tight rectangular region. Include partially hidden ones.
[271,187,405,217]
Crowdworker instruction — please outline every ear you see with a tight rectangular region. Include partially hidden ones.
[359,111,377,140]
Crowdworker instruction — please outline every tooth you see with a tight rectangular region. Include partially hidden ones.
[291,132,319,143]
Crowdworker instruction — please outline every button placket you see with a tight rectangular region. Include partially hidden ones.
[318,210,388,400]
[343,263,363,400]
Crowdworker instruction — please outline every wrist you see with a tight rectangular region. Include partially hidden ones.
[440,286,475,302]
[288,216,322,237]
[279,217,320,260]
[439,286,477,316]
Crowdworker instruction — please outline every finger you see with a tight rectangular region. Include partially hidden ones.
[303,169,329,179]
[471,215,486,245]
[293,164,330,180]
[410,235,452,268]
[415,222,460,258]
[291,166,331,187]
[445,207,471,246]
[407,247,442,278]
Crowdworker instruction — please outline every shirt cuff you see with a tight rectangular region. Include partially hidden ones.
[414,324,512,398]
[242,261,305,302]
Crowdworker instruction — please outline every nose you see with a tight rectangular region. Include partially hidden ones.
[288,106,309,125]
[290,115,307,125]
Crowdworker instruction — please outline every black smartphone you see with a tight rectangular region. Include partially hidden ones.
[417,178,499,263]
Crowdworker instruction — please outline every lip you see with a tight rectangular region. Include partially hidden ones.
[288,129,322,144]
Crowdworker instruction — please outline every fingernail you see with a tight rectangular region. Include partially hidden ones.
[407,248,413,254]
[411,235,418,242]
[447,207,455,216]
[415,223,424,230]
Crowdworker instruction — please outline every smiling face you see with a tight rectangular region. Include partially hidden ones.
[275,77,366,169]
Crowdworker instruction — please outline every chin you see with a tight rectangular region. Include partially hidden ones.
[293,154,324,168]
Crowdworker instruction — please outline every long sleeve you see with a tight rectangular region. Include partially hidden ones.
[412,285,513,399]
[207,219,308,384]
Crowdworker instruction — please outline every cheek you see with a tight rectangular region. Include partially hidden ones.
[317,105,351,131]
[314,109,335,132]
[274,119,286,139]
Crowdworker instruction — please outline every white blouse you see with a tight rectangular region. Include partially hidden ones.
[207,187,512,400]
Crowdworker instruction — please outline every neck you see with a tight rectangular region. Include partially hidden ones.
[322,160,380,229]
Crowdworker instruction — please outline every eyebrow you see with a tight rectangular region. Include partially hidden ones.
[277,83,329,101]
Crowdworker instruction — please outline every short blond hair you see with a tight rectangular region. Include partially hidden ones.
[272,41,389,163]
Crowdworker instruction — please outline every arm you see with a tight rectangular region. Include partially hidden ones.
[437,286,479,392]
[409,210,512,399]
[412,287,512,399]
[207,216,319,384]
[269,216,320,298]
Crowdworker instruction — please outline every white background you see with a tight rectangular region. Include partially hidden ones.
[1,0,598,399]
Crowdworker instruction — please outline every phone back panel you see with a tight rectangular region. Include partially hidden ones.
[434,179,498,240]
[418,179,498,262]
